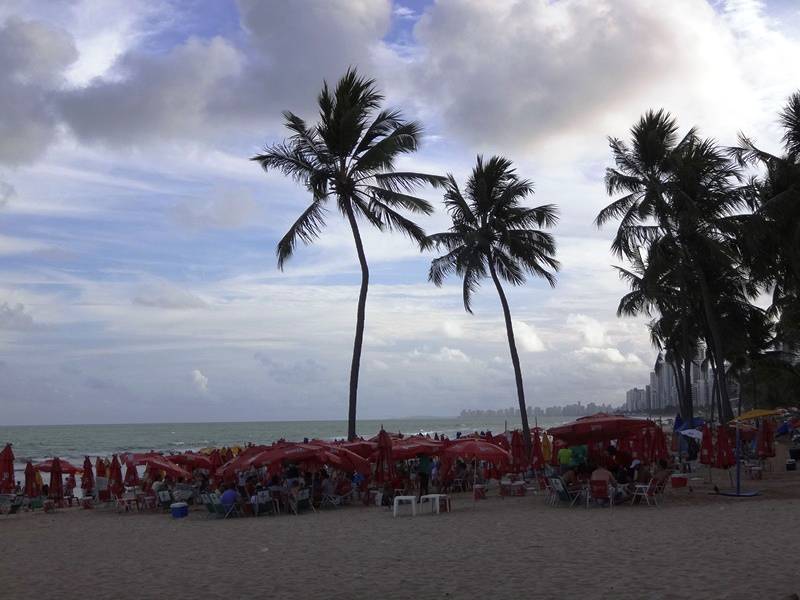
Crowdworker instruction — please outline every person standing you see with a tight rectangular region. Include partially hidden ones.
[417,454,432,500]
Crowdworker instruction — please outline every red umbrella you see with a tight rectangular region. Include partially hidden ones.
[548,414,652,445]
[651,427,669,464]
[95,457,107,478]
[124,461,140,486]
[386,438,441,461]
[375,429,395,484]
[442,440,510,464]
[169,452,213,471]
[0,443,14,493]
[714,425,735,469]
[530,429,545,471]
[491,434,510,450]
[144,456,191,480]
[108,455,124,497]
[48,457,64,500]
[510,430,526,473]
[37,458,82,474]
[81,456,95,495]
[699,425,714,466]
[24,461,40,497]
[339,440,377,459]
[756,420,775,459]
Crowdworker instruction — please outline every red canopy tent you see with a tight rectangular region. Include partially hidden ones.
[651,427,669,464]
[699,425,714,466]
[0,443,14,493]
[374,429,395,484]
[24,461,40,497]
[548,414,653,446]
[48,457,64,500]
[714,425,735,469]
[81,456,95,495]
[108,455,124,497]
[339,440,378,459]
[169,452,213,471]
[37,458,82,474]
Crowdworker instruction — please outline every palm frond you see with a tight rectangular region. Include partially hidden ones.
[276,201,328,269]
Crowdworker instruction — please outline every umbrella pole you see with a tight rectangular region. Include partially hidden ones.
[735,420,741,496]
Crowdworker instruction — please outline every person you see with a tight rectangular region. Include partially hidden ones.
[557,446,573,474]
[590,463,618,486]
[653,459,671,487]
[417,454,432,500]
[631,459,652,485]
[14,481,22,495]
[220,483,239,512]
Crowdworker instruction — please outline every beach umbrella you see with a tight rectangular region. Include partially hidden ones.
[169,452,213,471]
[24,461,40,497]
[699,425,714,466]
[541,434,552,463]
[108,455,124,497]
[81,457,95,495]
[144,456,191,480]
[339,440,378,459]
[442,440,510,465]
[550,438,564,467]
[0,443,14,493]
[714,425,735,469]
[36,458,82,474]
[530,430,545,471]
[374,429,395,484]
[651,427,669,464]
[386,438,441,462]
[548,414,652,445]
[756,420,775,459]
[124,461,140,487]
[95,457,107,478]
[49,457,64,500]
[510,430,526,473]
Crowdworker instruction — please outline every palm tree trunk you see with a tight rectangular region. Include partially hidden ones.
[683,356,694,424]
[697,273,734,422]
[488,262,531,454]
[344,200,369,441]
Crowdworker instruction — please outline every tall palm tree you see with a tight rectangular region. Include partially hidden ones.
[425,156,559,452]
[252,68,444,440]
[597,110,747,422]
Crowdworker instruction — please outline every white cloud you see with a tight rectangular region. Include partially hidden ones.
[0,302,35,329]
[0,234,49,255]
[191,369,208,393]
[132,281,207,310]
[0,180,15,207]
[575,346,643,366]
[171,187,261,230]
[566,313,609,347]
[514,321,546,353]
[435,346,469,362]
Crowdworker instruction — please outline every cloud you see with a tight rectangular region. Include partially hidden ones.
[132,281,207,310]
[514,321,546,352]
[435,347,469,362]
[171,188,261,230]
[408,0,800,155]
[566,313,609,347]
[0,16,77,165]
[191,369,208,393]
[0,180,15,207]
[575,346,643,366]
[0,302,35,329]
[254,352,329,385]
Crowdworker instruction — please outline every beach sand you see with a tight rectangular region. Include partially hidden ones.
[2,466,798,600]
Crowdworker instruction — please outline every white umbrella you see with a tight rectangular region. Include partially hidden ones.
[680,428,703,441]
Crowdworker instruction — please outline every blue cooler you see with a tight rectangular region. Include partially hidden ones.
[170,502,189,518]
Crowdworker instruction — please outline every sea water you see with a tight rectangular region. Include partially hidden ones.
[1,416,567,484]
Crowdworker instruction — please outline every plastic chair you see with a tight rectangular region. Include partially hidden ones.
[632,478,658,506]
[587,480,613,509]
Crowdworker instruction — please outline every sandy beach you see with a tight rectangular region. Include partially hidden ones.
[2,465,798,600]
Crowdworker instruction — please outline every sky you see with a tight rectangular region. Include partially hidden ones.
[1,0,799,425]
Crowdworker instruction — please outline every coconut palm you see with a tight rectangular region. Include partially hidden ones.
[252,68,444,440]
[425,156,559,452]
[598,110,748,422]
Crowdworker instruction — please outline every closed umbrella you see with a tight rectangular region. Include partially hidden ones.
[530,430,545,472]
[24,461,40,497]
[95,457,109,502]
[541,434,552,463]
[0,443,15,493]
[124,461,140,487]
[756,420,775,459]
[108,455,124,498]
[714,425,735,469]
[48,457,64,500]
[510,430,526,473]
[699,425,714,466]
[375,429,395,484]
[81,456,95,496]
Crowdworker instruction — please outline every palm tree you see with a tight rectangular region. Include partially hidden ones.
[425,156,559,452]
[252,68,445,440]
[597,110,748,422]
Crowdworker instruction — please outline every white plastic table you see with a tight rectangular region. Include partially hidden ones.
[420,494,450,514]
[392,495,417,517]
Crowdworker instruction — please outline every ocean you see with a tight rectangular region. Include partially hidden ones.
[1,416,568,485]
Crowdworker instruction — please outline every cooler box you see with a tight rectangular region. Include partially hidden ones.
[789,448,800,461]
[170,502,189,518]
[670,474,688,488]
[786,460,797,472]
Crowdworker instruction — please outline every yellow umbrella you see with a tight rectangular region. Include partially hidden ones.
[730,409,781,423]
[541,434,552,462]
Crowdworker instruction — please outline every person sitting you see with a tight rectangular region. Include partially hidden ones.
[561,466,579,489]
[220,483,239,512]
[631,459,652,485]
[653,459,671,487]
[590,463,622,503]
